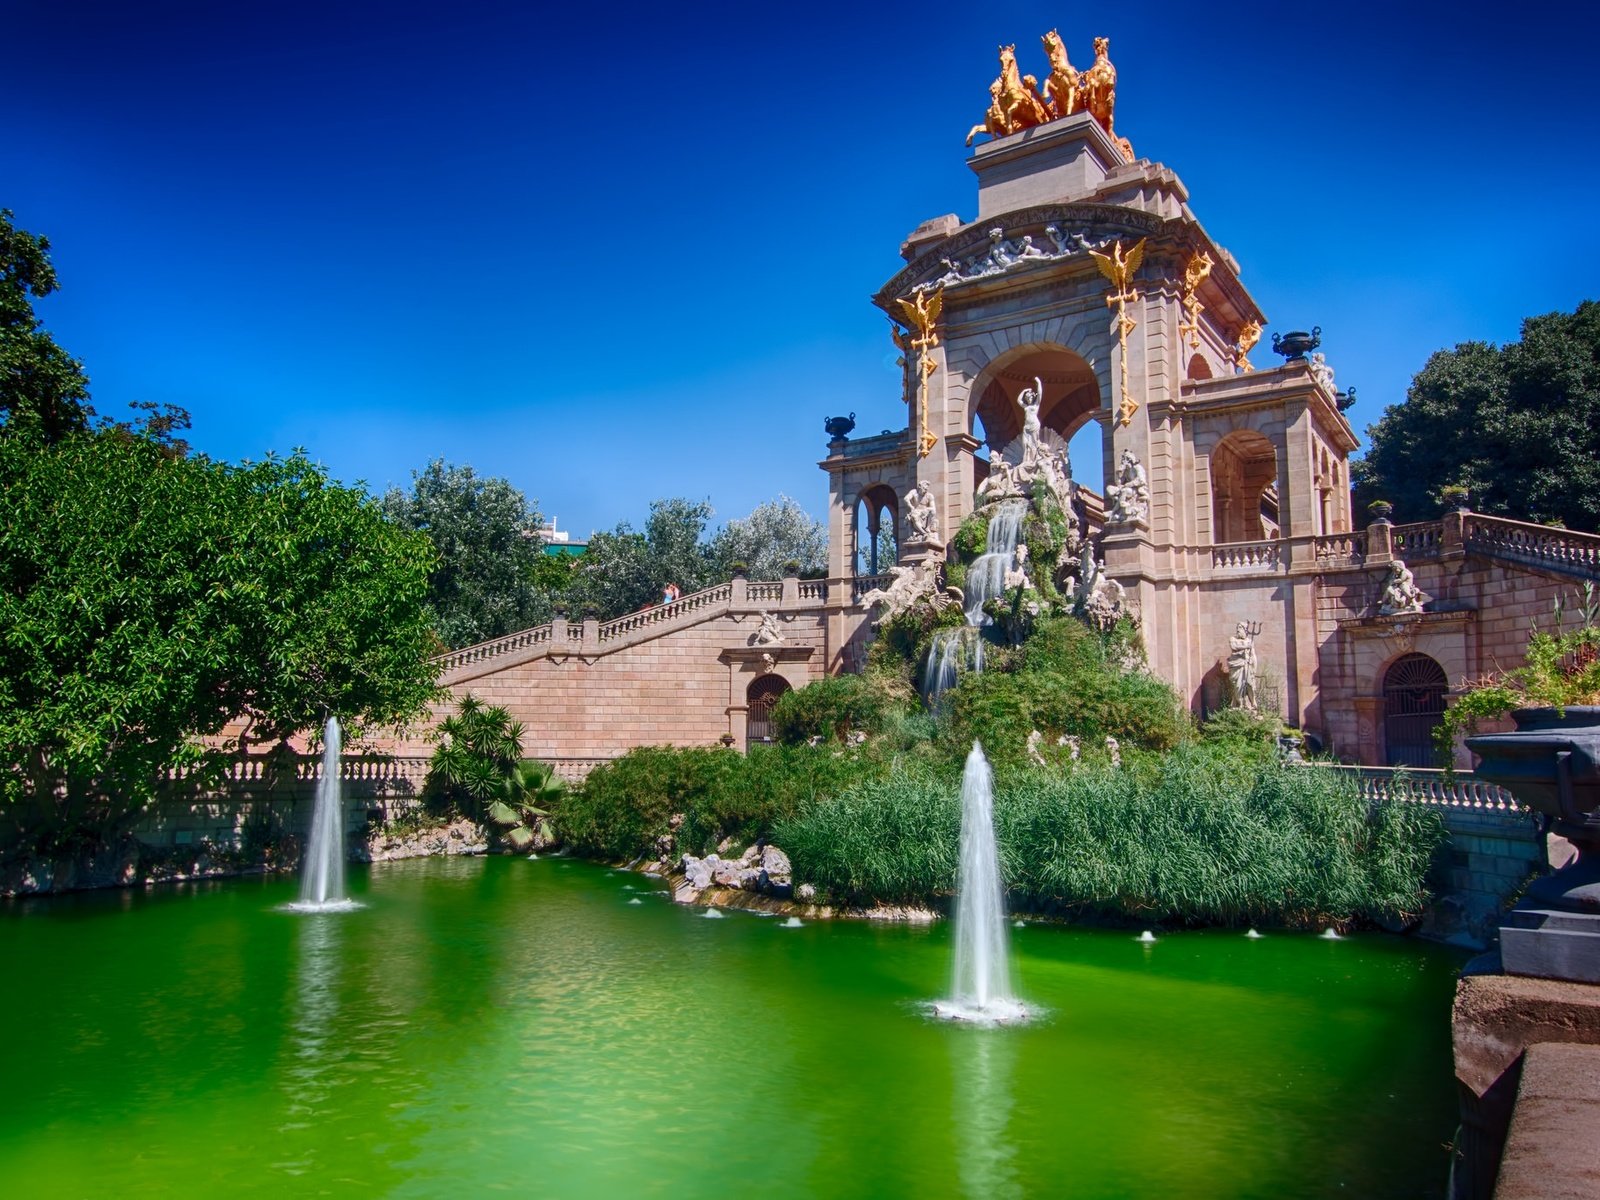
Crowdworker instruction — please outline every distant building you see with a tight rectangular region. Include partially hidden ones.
[536,520,588,557]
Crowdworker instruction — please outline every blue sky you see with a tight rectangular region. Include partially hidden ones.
[8,1,1598,536]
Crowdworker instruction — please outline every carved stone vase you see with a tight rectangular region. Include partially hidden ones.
[1467,706,1600,982]
[1271,327,1321,362]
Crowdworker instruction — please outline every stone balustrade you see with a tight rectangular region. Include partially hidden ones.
[1389,520,1443,560]
[1211,539,1282,571]
[1328,765,1520,812]
[1313,530,1367,566]
[1463,513,1600,580]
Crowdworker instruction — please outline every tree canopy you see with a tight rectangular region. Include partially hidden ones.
[707,495,827,581]
[0,208,93,442]
[381,459,554,650]
[1353,301,1600,529]
[0,435,439,857]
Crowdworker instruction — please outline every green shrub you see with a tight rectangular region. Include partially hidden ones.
[558,746,736,859]
[770,673,909,745]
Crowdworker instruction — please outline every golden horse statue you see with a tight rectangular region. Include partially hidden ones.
[1040,30,1079,119]
[966,44,1050,146]
[1078,37,1134,162]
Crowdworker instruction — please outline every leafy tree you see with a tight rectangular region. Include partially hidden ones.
[1354,301,1600,528]
[570,497,715,618]
[0,208,94,443]
[380,459,554,650]
[0,434,439,858]
[709,495,827,580]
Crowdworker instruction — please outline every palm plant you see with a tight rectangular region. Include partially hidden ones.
[486,760,565,850]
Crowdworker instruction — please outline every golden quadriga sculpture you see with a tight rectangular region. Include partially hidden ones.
[967,32,1135,163]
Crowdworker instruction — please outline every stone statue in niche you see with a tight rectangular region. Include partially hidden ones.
[1104,449,1150,526]
[753,610,784,646]
[1226,620,1260,712]
[1377,559,1427,616]
[905,481,940,542]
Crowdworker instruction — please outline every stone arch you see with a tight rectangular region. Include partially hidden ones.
[965,340,1107,450]
[1381,652,1448,768]
[853,483,898,575]
[1186,353,1213,381]
[1210,429,1279,543]
[745,674,791,745]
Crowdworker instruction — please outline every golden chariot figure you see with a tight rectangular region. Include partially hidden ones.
[968,33,1134,163]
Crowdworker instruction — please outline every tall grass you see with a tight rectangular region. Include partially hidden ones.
[776,747,1444,926]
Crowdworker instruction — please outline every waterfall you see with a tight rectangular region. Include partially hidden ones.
[922,499,1023,703]
[963,500,1026,627]
[290,717,357,912]
[935,743,1027,1023]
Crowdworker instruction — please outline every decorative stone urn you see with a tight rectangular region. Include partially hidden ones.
[824,413,856,441]
[1467,707,1600,982]
[1271,326,1321,362]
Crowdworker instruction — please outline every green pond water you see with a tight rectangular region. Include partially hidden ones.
[0,856,1463,1198]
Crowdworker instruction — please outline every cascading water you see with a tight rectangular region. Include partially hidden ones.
[962,500,1026,626]
[923,500,1024,703]
[934,742,1027,1023]
[288,717,359,912]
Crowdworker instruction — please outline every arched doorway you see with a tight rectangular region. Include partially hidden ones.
[746,675,791,745]
[1383,654,1448,768]
[1211,430,1279,543]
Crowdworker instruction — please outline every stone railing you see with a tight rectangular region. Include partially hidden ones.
[1314,530,1366,566]
[746,581,785,604]
[1464,513,1600,580]
[1212,539,1282,571]
[853,573,890,600]
[797,579,828,602]
[598,583,734,642]
[435,623,553,674]
[1326,765,1521,812]
[546,757,616,782]
[1390,521,1443,560]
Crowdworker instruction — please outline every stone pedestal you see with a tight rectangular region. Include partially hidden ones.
[967,111,1127,219]
[1451,966,1600,1200]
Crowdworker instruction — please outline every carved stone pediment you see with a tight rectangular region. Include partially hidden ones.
[876,202,1164,305]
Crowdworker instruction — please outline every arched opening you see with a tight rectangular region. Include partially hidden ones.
[971,344,1107,497]
[853,485,898,576]
[1211,430,1279,543]
[1382,653,1448,768]
[745,675,791,745]
[1187,353,1213,380]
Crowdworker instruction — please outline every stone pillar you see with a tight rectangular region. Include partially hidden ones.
[1353,695,1384,765]
[550,614,568,646]
[731,574,748,605]
[1367,518,1394,566]
[1443,509,1465,555]
[781,568,799,609]
[581,616,599,656]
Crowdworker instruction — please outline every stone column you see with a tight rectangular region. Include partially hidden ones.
[581,616,599,656]
[1367,518,1394,566]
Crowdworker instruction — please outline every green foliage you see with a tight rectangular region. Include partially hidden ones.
[380,459,552,651]
[769,673,911,745]
[1199,706,1283,749]
[939,617,1190,766]
[1354,301,1600,529]
[776,750,1444,925]
[0,209,94,444]
[0,434,438,858]
[569,497,715,619]
[1436,582,1600,765]
[557,742,885,862]
[708,495,827,580]
[426,696,564,848]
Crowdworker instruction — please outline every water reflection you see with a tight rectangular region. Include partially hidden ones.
[951,1029,1021,1200]
[279,914,342,1169]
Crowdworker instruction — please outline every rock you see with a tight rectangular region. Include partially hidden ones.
[673,883,702,904]
[736,867,763,890]
[681,855,714,890]
[796,882,817,902]
[760,846,792,877]
[668,813,685,830]
[711,858,745,888]
[739,844,760,866]
[654,833,675,858]
[716,836,736,855]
